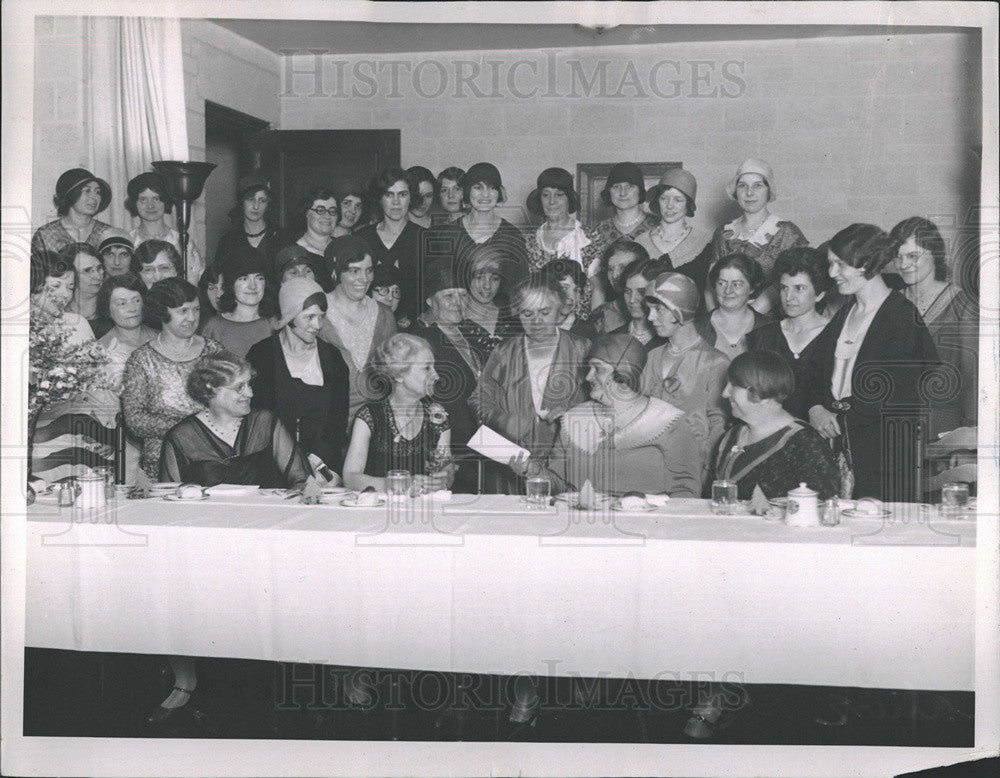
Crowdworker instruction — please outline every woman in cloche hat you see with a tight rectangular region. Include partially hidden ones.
[638,167,713,284]
[31,167,115,255]
[708,158,807,314]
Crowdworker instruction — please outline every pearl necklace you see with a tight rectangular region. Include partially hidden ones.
[156,333,198,361]
[199,411,241,441]
[614,211,644,233]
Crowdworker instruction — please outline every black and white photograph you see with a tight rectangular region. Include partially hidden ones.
[1,1,997,776]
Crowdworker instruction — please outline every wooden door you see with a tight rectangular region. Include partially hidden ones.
[251,129,400,233]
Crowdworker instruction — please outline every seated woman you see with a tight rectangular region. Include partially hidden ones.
[641,272,730,458]
[160,352,311,489]
[710,350,839,500]
[889,216,978,431]
[122,277,225,479]
[435,166,466,225]
[274,243,331,291]
[247,278,350,479]
[406,165,437,229]
[196,262,224,333]
[470,274,591,491]
[540,257,598,342]
[342,333,455,493]
[695,252,771,359]
[746,246,834,419]
[319,235,397,427]
[201,244,276,357]
[369,263,409,330]
[608,255,672,349]
[514,333,703,497]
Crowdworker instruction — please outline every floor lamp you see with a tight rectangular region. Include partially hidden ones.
[151,161,216,279]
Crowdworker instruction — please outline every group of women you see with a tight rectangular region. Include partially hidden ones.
[29,157,978,733]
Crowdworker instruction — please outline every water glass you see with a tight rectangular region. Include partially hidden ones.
[711,480,738,515]
[941,482,970,517]
[820,498,841,527]
[386,470,411,500]
[525,477,551,510]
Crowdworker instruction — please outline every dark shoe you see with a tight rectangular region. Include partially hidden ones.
[145,686,192,727]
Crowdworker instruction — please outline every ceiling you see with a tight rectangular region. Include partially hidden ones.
[209,20,961,56]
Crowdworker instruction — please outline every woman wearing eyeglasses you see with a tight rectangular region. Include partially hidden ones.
[354,168,427,324]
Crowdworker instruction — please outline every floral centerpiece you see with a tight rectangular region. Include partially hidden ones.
[28,308,110,474]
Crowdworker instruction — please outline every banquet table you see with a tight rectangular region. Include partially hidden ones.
[25,491,976,691]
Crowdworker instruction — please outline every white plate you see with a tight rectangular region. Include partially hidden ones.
[842,508,892,519]
[340,495,386,508]
[613,499,656,512]
[321,486,349,495]
[162,493,208,502]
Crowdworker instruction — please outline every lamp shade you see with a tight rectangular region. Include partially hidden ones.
[151,161,216,202]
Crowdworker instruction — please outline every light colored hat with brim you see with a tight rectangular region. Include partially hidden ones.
[725,158,777,201]
[644,272,700,325]
[277,277,325,329]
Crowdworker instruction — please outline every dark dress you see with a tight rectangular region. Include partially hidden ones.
[694,308,773,355]
[246,334,351,474]
[804,291,940,501]
[709,421,840,501]
[354,398,451,479]
[412,320,492,492]
[433,218,529,308]
[354,221,426,322]
[159,408,310,488]
[213,225,285,275]
[746,319,832,420]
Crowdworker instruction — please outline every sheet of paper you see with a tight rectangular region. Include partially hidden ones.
[467,425,531,465]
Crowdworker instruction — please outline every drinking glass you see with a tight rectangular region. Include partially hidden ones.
[711,480,738,515]
[93,466,115,500]
[525,477,551,510]
[941,482,970,517]
[386,470,411,500]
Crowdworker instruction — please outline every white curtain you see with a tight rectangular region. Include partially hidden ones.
[87,17,189,231]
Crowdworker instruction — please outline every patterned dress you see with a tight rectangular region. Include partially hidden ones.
[121,338,225,478]
[354,398,450,478]
[31,219,115,256]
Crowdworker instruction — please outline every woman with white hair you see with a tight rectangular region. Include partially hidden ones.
[342,333,455,493]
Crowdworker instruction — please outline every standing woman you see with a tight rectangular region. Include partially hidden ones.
[333,185,367,237]
[31,168,115,255]
[470,274,591,474]
[525,167,602,312]
[319,235,397,427]
[642,272,730,459]
[593,162,658,249]
[709,158,807,313]
[806,223,939,501]
[436,166,466,224]
[122,277,225,480]
[201,244,276,357]
[98,234,135,278]
[695,253,771,359]
[65,243,108,336]
[639,168,713,294]
[890,216,978,430]
[406,165,437,229]
[247,278,350,479]
[438,162,528,289]
[126,172,203,284]
[747,247,834,419]
[213,174,284,274]
[196,263,225,333]
[354,168,426,324]
[281,186,339,270]
[458,244,523,357]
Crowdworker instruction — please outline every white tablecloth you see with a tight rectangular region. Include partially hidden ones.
[25,493,975,690]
